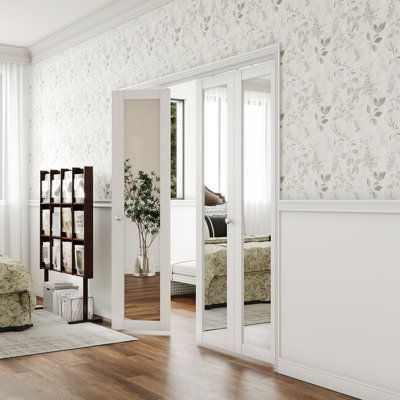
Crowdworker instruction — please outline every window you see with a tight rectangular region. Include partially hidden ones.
[203,87,227,196]
[171,99,184,199]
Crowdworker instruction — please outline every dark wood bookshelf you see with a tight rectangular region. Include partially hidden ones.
[39,166,96,323]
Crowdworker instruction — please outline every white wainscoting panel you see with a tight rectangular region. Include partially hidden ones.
[277,205,400,399]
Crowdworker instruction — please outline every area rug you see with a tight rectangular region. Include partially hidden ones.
[204,303,270,331]
[0,310,137,360]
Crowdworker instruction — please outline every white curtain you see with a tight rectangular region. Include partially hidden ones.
[243,89,271,236]
[0,62,29,266]
[203,86,227,197]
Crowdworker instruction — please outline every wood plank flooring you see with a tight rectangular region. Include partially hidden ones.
[0,286,354,399]
[125,273,160,320]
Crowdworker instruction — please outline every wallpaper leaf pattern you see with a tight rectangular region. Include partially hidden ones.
[30,0,400,200]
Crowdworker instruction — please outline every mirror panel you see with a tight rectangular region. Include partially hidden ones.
[242,76,272,349]
[203,85,229,339]
[124,99,161,321]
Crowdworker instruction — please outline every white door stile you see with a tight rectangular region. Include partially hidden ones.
[236,60,276,364]
[270,53,280,369]
[197,71,236,352]
[159,88,171,332]
[112,88,171,334]
[111,89,125,330]
[225,71,236,353]
[195,79,204,344]
[232,69,244,355]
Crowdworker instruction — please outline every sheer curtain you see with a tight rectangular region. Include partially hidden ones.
[203,86,227,197]
[243,89,271,236]
[0,62,29,266]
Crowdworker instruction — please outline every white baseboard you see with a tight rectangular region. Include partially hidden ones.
[277,359,400,400]
[93,305,111,320]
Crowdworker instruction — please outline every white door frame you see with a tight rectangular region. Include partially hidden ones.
[114,45,280,366]
[111,88,171,334]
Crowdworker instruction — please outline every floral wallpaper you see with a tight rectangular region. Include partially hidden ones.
[30,0,400,200]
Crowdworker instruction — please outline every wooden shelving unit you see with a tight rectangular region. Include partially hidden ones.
[39,166,95,323]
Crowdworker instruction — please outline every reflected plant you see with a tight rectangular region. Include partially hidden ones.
[124,159,160,259]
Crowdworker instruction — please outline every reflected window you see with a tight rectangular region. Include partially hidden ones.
[171,99,184,199]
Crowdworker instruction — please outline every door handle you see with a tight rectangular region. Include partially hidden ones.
[115,216,122,221]
[225,218,231,225]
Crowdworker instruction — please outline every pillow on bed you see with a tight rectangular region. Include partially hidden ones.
[204,186,225,206]
[204,215,227,238]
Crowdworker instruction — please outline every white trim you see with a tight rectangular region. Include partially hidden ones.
[159,88,172,331]
[126,46,280,90]
[278,200,400,214]
[111,89,125,330]
[241,342,273,364]
[277,359,400,400]
[271,50,281,370]
[93,305,112,320]
[195,78,204,343]
[28,199,111,208]
[0,44,30,64]
[29,0,173,64]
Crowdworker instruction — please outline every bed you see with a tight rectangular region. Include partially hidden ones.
[171,236,271,307]
[204,236,271,307]
[0,255,36,332]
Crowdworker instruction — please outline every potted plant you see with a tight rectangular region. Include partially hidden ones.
[124,159,160,276]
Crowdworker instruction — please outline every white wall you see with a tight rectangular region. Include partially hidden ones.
[170,200,196,264]
[277,202,400,399]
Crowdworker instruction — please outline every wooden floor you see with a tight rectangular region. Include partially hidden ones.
[0,291,353,399]
[125,273,160,320]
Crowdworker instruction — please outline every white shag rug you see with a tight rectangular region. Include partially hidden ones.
[0,310,137,360]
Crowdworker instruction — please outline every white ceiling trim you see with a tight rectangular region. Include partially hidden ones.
[0,44,30,64]
[29,0,173,64]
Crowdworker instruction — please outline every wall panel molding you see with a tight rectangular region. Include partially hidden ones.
[278,200,400,214]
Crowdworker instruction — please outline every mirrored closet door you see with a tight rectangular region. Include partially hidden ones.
[240,63,273,361]
[197,61,275,361]
[197,71,235,350]
[112,89,171,332]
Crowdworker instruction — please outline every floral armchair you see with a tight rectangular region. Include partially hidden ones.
[0,255,36,332]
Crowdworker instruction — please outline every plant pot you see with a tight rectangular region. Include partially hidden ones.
[133,251,155,277]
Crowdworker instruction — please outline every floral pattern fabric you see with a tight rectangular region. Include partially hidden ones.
[0,256,36,330]
[204,239,271,306]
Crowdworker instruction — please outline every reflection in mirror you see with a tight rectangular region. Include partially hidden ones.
[242,76,272,349]
[124,99,161,321]
[203,86,228,338]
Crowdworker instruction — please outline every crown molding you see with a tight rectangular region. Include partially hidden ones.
[29,0,173,64]
[0,44,30,64]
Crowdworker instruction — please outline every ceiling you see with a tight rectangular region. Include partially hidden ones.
[0,0,119,47]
